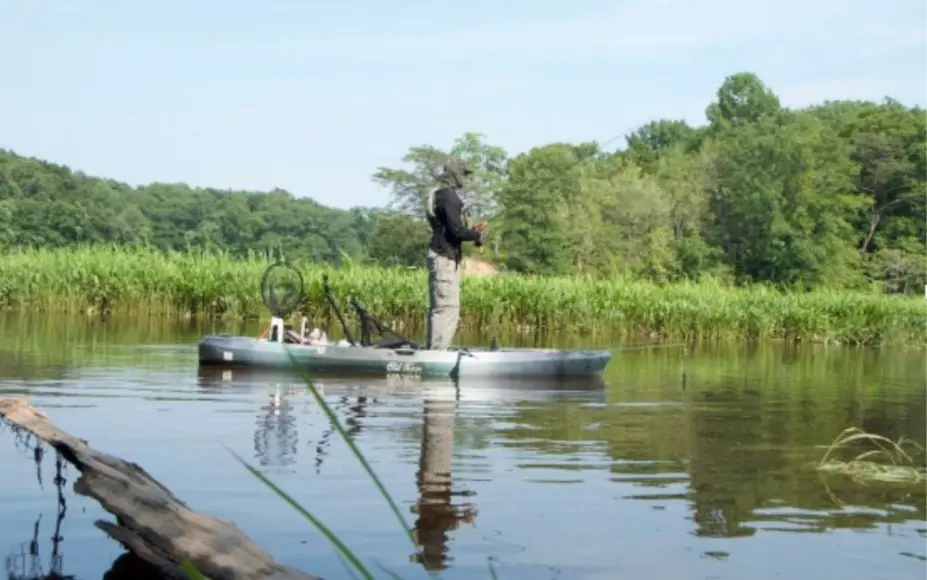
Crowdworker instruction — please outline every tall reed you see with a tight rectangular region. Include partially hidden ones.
[0,246,923,345]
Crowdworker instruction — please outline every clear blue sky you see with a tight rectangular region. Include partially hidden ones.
[3,0,925,210]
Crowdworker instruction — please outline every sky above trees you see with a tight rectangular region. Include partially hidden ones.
[2,0,924,209]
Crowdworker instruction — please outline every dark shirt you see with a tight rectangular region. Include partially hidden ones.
[427,186,481,262]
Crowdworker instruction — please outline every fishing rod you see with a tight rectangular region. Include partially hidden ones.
[471,129,629,227]
[608,341,691,352]
[415,128,632,252]
[448,133,626,254]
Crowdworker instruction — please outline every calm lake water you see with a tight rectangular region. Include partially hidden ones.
[0,313,924,580]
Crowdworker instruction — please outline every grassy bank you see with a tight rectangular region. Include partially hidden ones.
[0,246,923,345]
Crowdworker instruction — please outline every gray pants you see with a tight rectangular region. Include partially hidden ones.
[426,249,460,350]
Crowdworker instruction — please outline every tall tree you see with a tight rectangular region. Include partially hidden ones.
[706,72,782,129]
[371,133,508,220]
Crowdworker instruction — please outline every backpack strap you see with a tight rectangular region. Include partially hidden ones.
[424,187,438,218]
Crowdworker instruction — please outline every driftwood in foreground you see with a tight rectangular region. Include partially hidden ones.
[0,397,319,580]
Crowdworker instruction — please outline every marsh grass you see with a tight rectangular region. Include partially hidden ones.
[0,246,924,346]
[816,427,926,486]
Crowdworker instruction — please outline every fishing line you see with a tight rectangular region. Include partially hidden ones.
[602,341,690,352]
[474,129,632,226]
[592,340,691,390]
[517,339,690,353]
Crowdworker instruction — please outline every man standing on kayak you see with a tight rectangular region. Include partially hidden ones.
[424,157,486,350]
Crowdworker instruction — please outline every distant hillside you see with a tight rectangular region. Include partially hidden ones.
[0,149,412,265]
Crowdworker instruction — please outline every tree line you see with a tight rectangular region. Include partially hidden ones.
[0,72,923,294]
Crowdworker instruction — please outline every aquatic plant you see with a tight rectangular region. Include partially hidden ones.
[0,245,923,346]
[816,427,926,485]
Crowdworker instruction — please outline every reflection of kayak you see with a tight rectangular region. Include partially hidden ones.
[197,335,612,379]
[196,366,609,403]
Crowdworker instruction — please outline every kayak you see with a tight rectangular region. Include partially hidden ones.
[198,264,611,379]
[197,334,611,379]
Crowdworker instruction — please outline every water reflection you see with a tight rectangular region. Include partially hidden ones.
[313,396,371,475]
[679,374,927,539]
[4,431,73,580]
[5,318,926,580]
[198,367,484,571]
[0,354,71,385]
[2,423,164,580]
[253,385,301,472]
[197,368,608,572]
[411,392,477,571]
[196,366,609,403]
[498,346,927,543]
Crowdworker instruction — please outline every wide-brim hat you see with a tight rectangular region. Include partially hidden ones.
[442,156,473,176]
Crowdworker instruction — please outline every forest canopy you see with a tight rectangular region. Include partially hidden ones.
[1,72,923,294]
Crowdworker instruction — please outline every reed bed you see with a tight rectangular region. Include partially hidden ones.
[0,246,923,345]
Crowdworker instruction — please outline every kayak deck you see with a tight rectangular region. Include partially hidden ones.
[198,334,611,378]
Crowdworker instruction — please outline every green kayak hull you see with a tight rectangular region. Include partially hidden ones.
[198,335,612,379]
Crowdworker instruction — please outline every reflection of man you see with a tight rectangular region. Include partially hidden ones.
[411,396,477,570]
[425,157,486,350]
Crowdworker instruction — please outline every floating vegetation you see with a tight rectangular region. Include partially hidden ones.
[816,427,926,486]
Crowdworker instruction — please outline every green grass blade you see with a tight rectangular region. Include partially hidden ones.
[338,554,366,580]
[223,444,375,580]
[181,561,207,580]
[284,347,417,548]
[488,557,500,580]
[373,560,408,580]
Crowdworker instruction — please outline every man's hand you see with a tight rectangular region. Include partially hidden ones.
[473,222,487,232]
[475,229,486,247]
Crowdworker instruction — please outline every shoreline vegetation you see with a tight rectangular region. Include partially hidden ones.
[0,246,923,346]
[0,71,924,347]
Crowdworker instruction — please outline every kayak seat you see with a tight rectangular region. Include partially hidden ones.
[374,336,412,349]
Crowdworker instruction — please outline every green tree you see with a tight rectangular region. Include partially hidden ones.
[371,133,509,220]
[706,72,782,129]
[704,113,863,288]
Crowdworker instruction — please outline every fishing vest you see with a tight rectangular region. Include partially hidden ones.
[425,187,470,235]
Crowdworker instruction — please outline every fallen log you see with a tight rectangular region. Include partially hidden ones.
[0,397,320,580]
